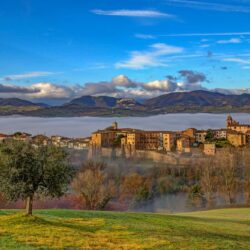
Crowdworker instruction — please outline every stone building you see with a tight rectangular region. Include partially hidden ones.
[11,132,31,142]
[176,137,191,153]
[227,131,247,147]
[121,131,176,151]
[204,143,216,156]
[182,128,197,138]
[212,129,227,139]
[91,130,117,148]
[195,130,207,143]
[162,133,176,151]
[227,115,250,134]
[89,117,250,155]
[91,122,177,152]
[91,122,137,148]
[51,136,63,146]
[32,134,50,146]
[226,115,250,146]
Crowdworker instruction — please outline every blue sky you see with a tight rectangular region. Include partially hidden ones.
[1,0,250,103]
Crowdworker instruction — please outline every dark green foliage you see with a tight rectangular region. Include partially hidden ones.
[0,140,73,214]
[113,134,125,147]
[157,176,185,195]
[129,186,152,210]
[205,130,213,141]
[215,139,229,148]
[188,184,206,209]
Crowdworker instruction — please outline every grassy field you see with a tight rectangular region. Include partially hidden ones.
[0,208,249,249]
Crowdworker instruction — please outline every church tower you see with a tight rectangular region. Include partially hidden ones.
[112,121,118,130]
[227,115,233,128]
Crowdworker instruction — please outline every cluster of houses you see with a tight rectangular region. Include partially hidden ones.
[0,115,249,157]
[0,132,90,150]
[90,115,250,156]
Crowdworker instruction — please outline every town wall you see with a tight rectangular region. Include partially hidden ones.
[88,147,206,166]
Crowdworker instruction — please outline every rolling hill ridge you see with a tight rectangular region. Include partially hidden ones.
[1,90,250,116]
[144,90,250,108]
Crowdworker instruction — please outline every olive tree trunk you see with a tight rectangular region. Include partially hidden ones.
[26,195,33,215]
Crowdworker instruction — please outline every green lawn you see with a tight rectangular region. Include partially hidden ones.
[0,208,249,249]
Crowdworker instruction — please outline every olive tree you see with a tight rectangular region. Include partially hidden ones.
[0,140,73,215]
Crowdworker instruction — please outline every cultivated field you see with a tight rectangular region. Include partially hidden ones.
[0,208,249,249]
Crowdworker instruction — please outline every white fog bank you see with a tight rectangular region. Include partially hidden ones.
[0,113,249,138]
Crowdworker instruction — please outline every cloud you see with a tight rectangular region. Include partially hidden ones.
[0,82,74,104]
[177,70,208,91]
[160,32,250,37]
[165,0,250,13]
[128,71,206,96]
[0,72,206,102]
[200,44,210,48]
[217,38,242,44]
[223,58,250,64]
[116,43,184,69]
[135,34,156,39]
[81,76,138,96]
[0,72,57,81]
[74,71,207,98]
[111,75,137,88]
[143,79,179,92]
[91,9,175,18]
[239,53,250,57]
[179,70,207,83]
[28,83,74,99]
[213,88,250,95]
[1,72,250,104]
[0,84,38,94]
[73,63,108,71]
[78,75,138,97]
[242,66,250,69]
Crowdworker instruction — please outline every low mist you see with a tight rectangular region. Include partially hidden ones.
[0,113,250,137]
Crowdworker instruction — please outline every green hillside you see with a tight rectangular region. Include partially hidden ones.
[0,208,249,249]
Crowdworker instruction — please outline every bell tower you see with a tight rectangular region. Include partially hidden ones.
[112,121,118,130]
[227,115,233,128]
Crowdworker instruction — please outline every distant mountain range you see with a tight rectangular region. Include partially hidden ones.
[66,95,143,109]
[0,98,48,107]
[145,90,250,107]
[0,98,49,116]
[1,90,250,117]
[144,90,250,113]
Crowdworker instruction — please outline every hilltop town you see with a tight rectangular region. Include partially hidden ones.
[90,115,250,157]
[0,115,249,158]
